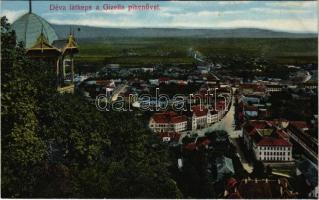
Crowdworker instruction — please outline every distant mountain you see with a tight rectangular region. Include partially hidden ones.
[52,24,317,40]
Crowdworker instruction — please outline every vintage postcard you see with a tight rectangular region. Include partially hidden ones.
[1,0,318,199]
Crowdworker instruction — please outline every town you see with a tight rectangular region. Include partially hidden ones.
[1,0,318,199]
[75,49,318,198]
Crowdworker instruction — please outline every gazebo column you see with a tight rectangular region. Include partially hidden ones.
[56,58,60,87]
[71,54,74,83]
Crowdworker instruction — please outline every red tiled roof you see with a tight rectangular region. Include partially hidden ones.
[152,112,187,124]
[227,178,238,188]
[171,115,188,123]
[159,77,170,82]
[243,120,292,147]
[290,121,308,130]
[96,80,114,87]
[276,130,289,140]
[240,84,266,92]
[244,125,256,135]
[152,112,174,123]
[257,137,291,147]
[192,105,208,117]
[199,138,211,146]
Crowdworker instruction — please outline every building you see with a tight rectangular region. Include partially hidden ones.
[243,105,258,118]
[215,156,235,182]
[191,105,209,130]
[296,158,318,198]
[158,132,181,143]
[11,0,78,93]
[266,84,284,93]
[191,105,219,130]
[289,121,309,133]
[149,111,188,133]
[224,177,298,198]
[243,120,293,163]
[239,84,267,95]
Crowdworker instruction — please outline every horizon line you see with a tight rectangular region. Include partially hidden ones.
[51,23,318,35]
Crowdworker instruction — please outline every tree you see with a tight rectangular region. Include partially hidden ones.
[1,16,48,197]
[1,16,183,198]
[251,160,265,178]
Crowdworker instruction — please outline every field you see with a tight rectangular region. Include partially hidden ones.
[75,37,317,72]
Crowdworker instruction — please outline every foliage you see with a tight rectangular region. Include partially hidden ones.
[1,16,48,197]
[1,16,182,198]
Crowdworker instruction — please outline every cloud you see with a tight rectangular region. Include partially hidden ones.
[266,1,317,8]
[211,19,317,33]
[218,1,251,5]
[1,10,25,22]
[160,9,244,18]
[48,13,317,33]
[250,7,308,15]
[4,1,316,33]
[48,17,141,28]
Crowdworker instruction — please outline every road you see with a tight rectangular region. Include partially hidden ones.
[286,128,318,163]
[179,87,253,173]
[190,53,253,172]
[111,84,127,101]
[221,89,253,173]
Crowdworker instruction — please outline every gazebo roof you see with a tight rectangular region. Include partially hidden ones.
[11,12,58,48]
[27,33,61,56]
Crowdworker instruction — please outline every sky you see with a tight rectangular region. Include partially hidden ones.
[1,1,318,33]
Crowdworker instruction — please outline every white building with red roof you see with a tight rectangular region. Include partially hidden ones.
[191,105,219,130]
[149,111,188,133]
[243,120,293,163]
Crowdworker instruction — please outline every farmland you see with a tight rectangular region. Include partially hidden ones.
[75,37,317,72]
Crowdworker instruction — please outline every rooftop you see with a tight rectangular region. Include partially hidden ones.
[151,112,187,124]
[11,12,58,48]
[243,120,292,147]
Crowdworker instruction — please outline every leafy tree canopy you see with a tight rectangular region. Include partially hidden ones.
[1,16,182,198]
